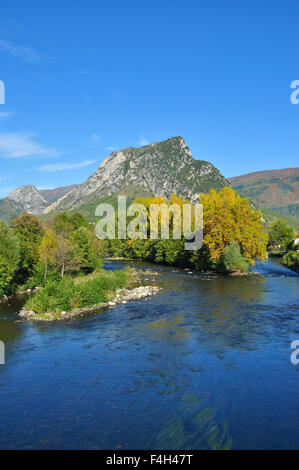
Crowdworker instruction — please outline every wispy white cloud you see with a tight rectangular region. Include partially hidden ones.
[0,132,59,158]
[37,159,96,172]
[0,111,14,119]
[90,133,100,143]
[0,39,44,63]
[77,69,89,76]
[106,146,117,152]
[137,136,149,147]
[1,18,25,31]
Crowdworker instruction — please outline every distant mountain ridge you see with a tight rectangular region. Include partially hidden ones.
[1,140,298,228]
[40,185,78,204]
[45,136,228,213]
[0,184,77,221]
[229,168,299,218]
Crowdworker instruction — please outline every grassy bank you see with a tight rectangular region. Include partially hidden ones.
[24,267,138,319]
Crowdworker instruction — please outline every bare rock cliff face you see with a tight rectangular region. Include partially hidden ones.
[45,137,228,213]
[7,185,48,215]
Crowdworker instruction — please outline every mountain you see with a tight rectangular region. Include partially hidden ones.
[0,198,24,222]
[45,137,228,213]
[6,185,48,215]
[0,184,77,221]
[40,184,78,204]
[229,168,299,218]
[0,137,228,222]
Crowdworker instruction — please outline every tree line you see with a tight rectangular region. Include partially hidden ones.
[0,211,105,299]
[105,187,268,273]
[2,186,296,303]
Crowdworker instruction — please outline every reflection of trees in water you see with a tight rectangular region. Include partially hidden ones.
[122,319,233,450]
[0,320,22,345]
[200,276,266,306]
[0,295,25,346]
[155,392,232,450]
[139,275,268,353]
[190,276,268,352]
[142,314,191,342]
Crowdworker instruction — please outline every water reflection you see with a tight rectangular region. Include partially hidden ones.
[0,258,298,449]
[155,392,232,450]
[0,295,25,347]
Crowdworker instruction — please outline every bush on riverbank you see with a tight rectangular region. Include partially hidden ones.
[267,219,294,254]
[223,240,249,273]
[282,249,299,272]
[24,268,130,315]
[267,219,299,272]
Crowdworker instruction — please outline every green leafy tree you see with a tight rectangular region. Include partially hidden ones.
[70,226,95,273]
[11,213,44,282]
[51,213,102,275]
[53,212,90,236]
[268,219,294,251]
[283,251,299,271]
[0,221,20,296]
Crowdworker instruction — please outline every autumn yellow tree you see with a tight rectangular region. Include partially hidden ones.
[199,187,268,265]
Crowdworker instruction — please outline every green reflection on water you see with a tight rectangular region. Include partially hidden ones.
[155,392,232,450]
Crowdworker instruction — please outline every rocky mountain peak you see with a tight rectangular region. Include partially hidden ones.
[7,185,48,215]
[45,136,228,213]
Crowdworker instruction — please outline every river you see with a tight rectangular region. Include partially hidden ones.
[0,258,298,449]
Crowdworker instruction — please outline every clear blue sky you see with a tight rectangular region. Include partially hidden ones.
[0,0,298,196]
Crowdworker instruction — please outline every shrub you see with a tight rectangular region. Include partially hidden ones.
[24,268,130,315]
[223,240,249,273]
[268,219,294,251]
[282,250,299,271]
[24,264,61,289]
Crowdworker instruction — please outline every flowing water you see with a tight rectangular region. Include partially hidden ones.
[0,258,298,449]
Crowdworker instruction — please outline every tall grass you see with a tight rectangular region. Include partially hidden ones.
[25,268,128,315]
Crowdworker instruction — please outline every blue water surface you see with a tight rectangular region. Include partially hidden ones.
[0,258,298,449]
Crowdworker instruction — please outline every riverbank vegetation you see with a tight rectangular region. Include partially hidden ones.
[0,187,271,304]
[105,187,268,273]
[267,219,299,272]
[0,211,106,300]
[0,210,161,319]
[267,219,294,254]
[282,249,299,272]
[24,267,134,318]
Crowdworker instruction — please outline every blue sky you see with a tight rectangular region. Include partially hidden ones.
[0,0,298,197]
